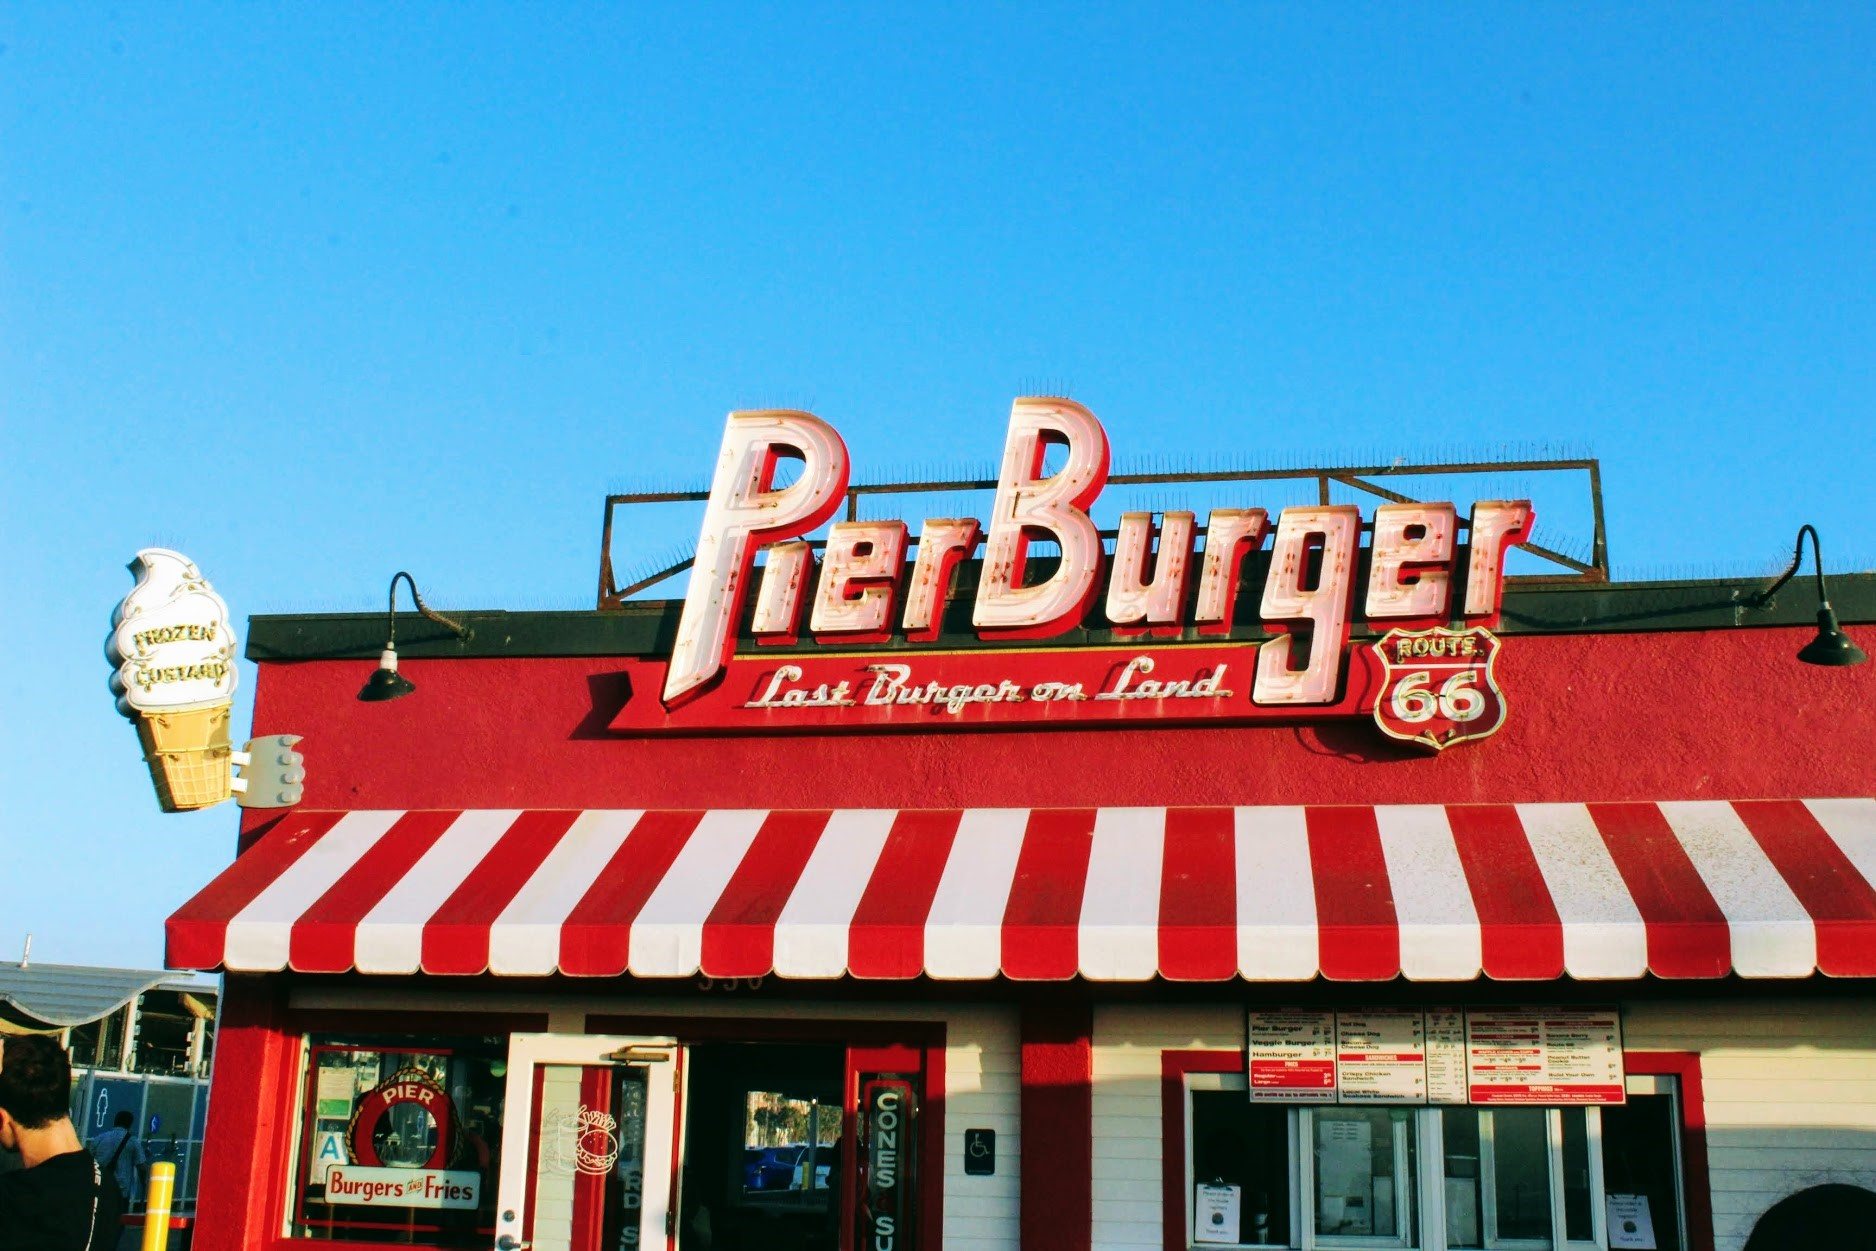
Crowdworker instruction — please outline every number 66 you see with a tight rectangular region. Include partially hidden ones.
[1389,670,1486,724]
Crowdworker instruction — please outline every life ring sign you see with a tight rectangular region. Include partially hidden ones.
[345,1068,464,1171]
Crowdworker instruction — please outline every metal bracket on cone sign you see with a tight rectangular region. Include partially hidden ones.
[232,734,306,809]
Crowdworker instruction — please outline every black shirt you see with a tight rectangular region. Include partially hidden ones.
[0,1149,126,1251]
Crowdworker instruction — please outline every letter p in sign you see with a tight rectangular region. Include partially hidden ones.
[963,1128,995,1176]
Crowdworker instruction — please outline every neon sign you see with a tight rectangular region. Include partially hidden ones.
[662,399,1533,710]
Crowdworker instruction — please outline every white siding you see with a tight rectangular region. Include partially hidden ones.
[290,988,1020,1250]
[1092,1004,1242,1251]
[1624,997,1876,1251]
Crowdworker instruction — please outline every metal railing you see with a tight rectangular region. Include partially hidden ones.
[597,456,1607,609]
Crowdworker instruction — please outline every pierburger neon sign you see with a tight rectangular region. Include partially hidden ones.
[631,398,1532,749]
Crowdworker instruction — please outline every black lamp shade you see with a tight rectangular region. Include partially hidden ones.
[358,647,417,701]
[1798,606,1868,667]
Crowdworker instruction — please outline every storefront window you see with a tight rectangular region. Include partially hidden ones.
[1312,1108,1416,1244]
[1184,1075,1673,1251]
[1600,1083,1685,1251]
[1442,1107,1591,1249]
[1189,1088,1292,1246]
[291,1035,507,1246]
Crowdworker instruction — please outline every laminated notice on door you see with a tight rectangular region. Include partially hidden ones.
[1194,1183,1242,1244]
[1607,1194,1657,1249]
[1247,1010,1336,1103]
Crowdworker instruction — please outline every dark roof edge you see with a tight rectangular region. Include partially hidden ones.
[247,572,1876,662]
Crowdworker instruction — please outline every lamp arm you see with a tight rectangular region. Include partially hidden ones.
[1751,525,1826,607]
[387,571,469,646]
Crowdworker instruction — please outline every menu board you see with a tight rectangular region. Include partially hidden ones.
[1334,1011,1426,1105]
[1466,1010,1625,1105]
[1247,1008,1623,1106]
[1247,1010,1337,1103]
[1424,1009,1468,1104]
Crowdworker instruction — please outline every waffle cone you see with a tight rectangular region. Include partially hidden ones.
[135,703,234,812]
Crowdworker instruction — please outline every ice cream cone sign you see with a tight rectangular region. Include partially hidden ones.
[107,549,240,812]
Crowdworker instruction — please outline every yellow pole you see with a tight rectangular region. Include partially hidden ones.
[139,1161,177,1251]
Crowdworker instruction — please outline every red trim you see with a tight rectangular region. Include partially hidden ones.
[1626,1050,1714,1251]
[1161,1049,1245,1251]
[1020,1001,1093,1251]
[664,1047,686,1251]
[571,1066,611,1251]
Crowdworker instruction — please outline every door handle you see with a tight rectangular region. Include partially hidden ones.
[496,1236,530,1250]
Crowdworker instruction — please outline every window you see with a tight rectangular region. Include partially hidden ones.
[1189,1082,1294,1246]
[1600,1077,1687,1251]
[742,1090,841,1199]
[1311,1107,1417,1244]
[1439,1107,1593,1249]
[1182,1073,1680,1250]
[290,1035,508,1246]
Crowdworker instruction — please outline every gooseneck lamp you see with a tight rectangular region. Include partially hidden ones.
[1752,526,1867,667]
[358,572,471,702]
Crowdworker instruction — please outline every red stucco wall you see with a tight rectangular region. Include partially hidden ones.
[246,623,1876,822]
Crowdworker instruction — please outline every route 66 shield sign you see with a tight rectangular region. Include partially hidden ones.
[1370,626,1508,751]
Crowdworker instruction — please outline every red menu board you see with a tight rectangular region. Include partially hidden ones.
[1247,1010,1337,1103]
[1465,1010,1625,1105]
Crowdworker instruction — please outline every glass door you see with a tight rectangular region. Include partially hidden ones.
[494,1034,679,1251]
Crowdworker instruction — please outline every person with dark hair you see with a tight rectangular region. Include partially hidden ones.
[90,1109,148,1211]
[0,1035,126,1250]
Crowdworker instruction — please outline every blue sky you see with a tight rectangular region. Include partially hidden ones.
[2,6,1873,967]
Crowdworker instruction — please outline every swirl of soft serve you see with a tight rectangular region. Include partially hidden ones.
[107,548,238,717]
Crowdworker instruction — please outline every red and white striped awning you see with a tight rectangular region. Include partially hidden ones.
[168,802,1876,982]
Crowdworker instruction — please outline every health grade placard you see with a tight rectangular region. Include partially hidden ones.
[1334,1011,1427,1104]
[1247,1010,1337,1103]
